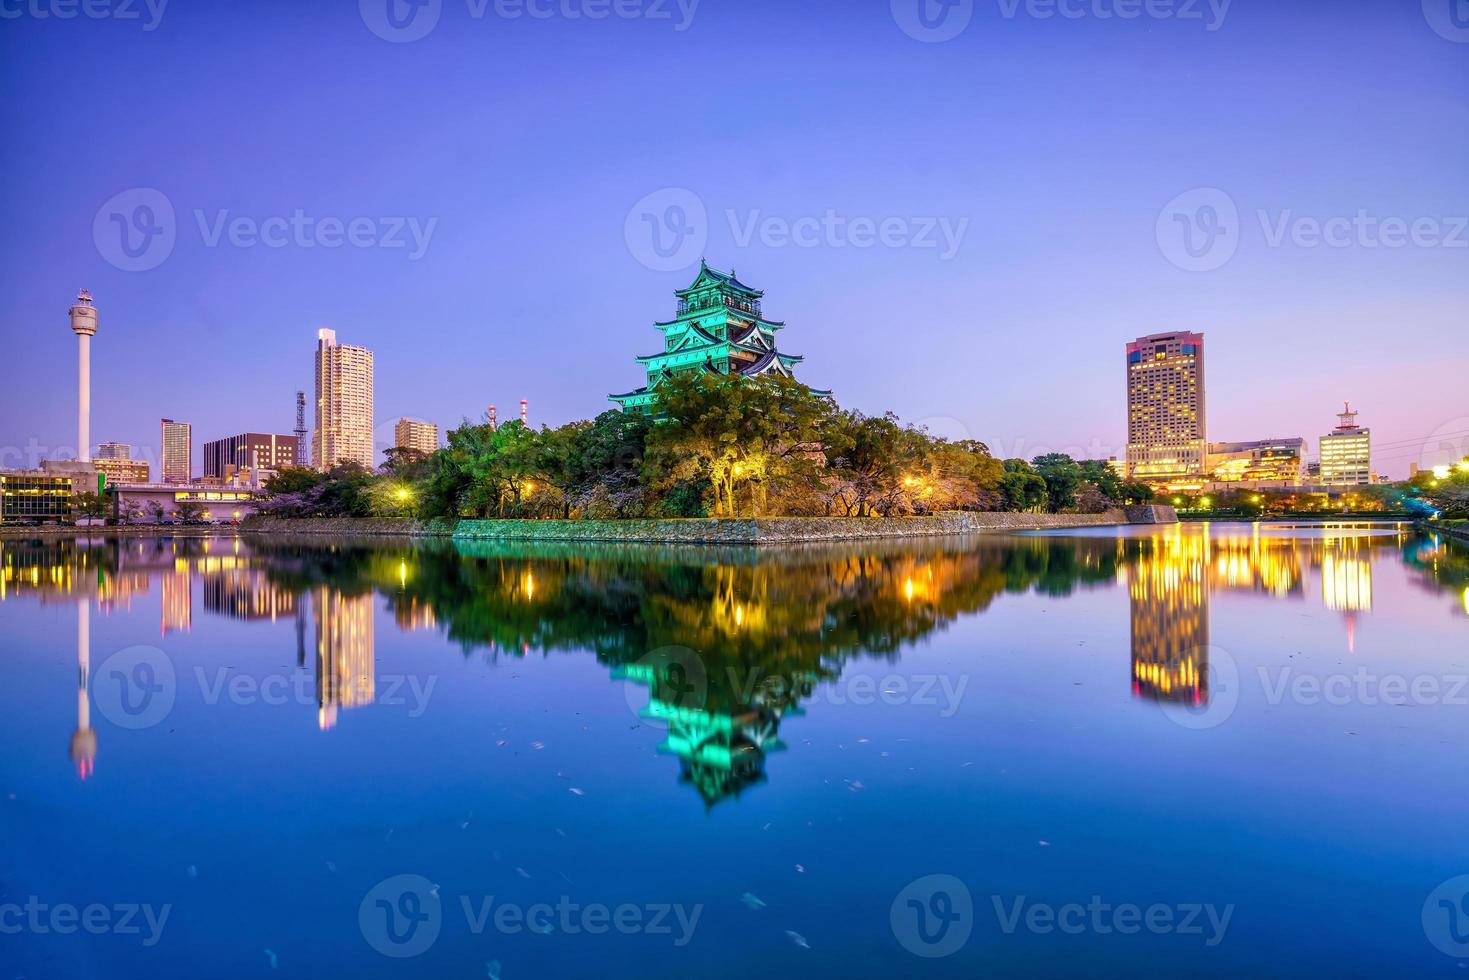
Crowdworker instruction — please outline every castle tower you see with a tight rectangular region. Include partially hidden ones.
[69,290,98,462]
[609,262,828,416]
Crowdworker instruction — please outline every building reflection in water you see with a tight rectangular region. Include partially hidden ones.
[1321,532,1373,653]
[1127,526,1209,704]
[202,569,297,622]
[0,525,1454,793]
[160,565,191,636]
[313,588,375,731]
[1125,522,1403,704]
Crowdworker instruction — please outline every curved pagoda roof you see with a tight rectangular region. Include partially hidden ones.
[675,260,762,297]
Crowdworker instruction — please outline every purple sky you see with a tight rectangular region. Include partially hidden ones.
[1,0,1465,478]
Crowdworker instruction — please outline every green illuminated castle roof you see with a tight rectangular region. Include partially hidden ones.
[609,262,827,413]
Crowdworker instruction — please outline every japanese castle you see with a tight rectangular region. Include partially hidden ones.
[609,262,827,414]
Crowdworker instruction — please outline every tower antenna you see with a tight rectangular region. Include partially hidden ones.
[295,391,308,465]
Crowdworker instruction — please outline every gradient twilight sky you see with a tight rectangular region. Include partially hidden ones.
[1,0,1465,478]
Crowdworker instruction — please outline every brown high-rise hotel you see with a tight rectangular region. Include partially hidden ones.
[1125,332,1206,484]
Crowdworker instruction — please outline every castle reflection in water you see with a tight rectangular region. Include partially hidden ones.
[3,523,1464,802]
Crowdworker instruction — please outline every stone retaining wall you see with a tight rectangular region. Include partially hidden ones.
[241,507,1177,544]
[242,517,456,537]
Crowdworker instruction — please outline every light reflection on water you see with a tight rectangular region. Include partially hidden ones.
[2,522,1467,978]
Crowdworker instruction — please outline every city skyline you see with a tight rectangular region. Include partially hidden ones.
[1,1,1463,479]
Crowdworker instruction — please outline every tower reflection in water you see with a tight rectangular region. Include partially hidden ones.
[70,598,95,780]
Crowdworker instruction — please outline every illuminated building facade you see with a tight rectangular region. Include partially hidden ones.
[203,433,299,479]
[1125,331,1207,483]
[1206,438,1307,485]
[393,417,439,457]
[160,418,192,483]
[313,329,375,471]
[0,470,75,524]
[96,442,130,460]
[93,456,150,485]
[1320,403,1371,486]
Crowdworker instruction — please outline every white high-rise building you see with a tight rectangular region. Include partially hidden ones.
[69,290,97,463]
[313,329,374,471]
[1320,403,1371,486]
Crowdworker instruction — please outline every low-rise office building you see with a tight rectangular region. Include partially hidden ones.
[0,470,76,524]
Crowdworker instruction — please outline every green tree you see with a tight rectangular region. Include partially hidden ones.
[649,373,835,517]
[999,459,1049,513]
[1031,453,1084,512]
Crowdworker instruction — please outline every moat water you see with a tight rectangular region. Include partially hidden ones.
[2,523,1467,977]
